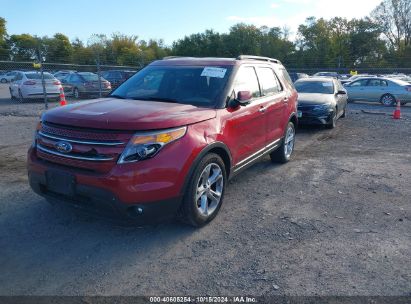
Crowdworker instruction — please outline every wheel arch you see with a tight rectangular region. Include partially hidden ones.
[180,142,232,197]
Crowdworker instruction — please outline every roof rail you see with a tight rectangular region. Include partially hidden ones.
[236,55,281,64]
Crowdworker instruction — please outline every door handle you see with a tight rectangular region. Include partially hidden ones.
[259,106,267,113]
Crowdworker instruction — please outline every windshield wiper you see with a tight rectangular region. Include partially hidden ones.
[133,96,180,103]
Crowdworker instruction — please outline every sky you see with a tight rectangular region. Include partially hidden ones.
[1,0,382,45]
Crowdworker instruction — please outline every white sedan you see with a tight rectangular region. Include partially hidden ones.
[9,71,62,101]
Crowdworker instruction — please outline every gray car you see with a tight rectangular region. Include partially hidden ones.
[295,77,348,129]
[345,77,411,106]
[61,72,112,99]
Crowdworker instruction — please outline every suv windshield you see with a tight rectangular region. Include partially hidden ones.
[295,80,334,94]
[111,65,233,107]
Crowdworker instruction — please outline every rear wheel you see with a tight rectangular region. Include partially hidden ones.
[18,89,24,103]
[270,121,295,163]
[179,153,226,227]
[9,88,16,100]
[380,94,396,106]
[0,78,7,83]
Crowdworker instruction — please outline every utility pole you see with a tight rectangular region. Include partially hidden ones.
[36,46,48,110]
[96,52,102,98]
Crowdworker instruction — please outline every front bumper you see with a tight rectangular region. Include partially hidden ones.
[298,107,334,125]
[28,170,182,223]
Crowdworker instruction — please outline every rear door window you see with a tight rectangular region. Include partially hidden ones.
[256,67,282,96]
[233,66,261,99]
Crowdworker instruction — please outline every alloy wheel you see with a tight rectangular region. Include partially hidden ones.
[284,124,295,158]
[196,163,224,217]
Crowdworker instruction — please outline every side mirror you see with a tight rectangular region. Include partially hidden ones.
[337,90,347,95]
[228,90,252,108]
[236,91,252,106]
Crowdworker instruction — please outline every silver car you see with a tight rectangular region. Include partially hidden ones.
[345,77,411,106]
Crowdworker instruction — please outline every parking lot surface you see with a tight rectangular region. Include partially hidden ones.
[0,83,410,296]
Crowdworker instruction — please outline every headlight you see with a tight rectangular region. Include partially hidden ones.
[32,121,42,148]
[118,126,187,164]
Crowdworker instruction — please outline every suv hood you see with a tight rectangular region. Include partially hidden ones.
[43,98,217,130]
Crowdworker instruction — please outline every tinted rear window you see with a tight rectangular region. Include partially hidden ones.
[25,73,54,80]
[79,73,99,81]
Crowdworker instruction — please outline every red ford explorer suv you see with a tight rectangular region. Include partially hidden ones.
[28,56,298,227]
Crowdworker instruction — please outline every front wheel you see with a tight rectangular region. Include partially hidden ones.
[326,110,337,129]
[73,87,80,99]
[341,106,347,118]
[179,153,226,227]
[0,78,7,83]
[270,121,296,163]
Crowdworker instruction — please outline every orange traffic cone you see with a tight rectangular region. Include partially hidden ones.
[59,87,67,106]
[393,99,401,119]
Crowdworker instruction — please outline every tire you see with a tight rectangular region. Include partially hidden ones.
[380,94,396,107]
[73,87,80,99]
[179,153,227,227]
[326,110,337,129]
[0,78,7,83]
[401,102,406,106]
[270,121,296,164]
[341,106,347,118]
[9,88,16,100]
[18,89,24,103]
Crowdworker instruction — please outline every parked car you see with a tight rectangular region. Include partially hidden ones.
[295,77,347,129]
[313,71,339,78]
[289,72,309,83]
[101,70,136,89]
[0,71,20,83]
[9,71,62,101]
[341,74,377,85]
[345,77,411,106]
[53,70,77,81]
[28,55,298,226]
[61,72,111,98]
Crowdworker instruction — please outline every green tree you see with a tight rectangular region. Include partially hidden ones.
[0,17,9,60]
[8,33,40,61]
[43,33,73,62]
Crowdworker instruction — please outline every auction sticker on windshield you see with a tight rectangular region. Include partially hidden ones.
[201,67,227,78]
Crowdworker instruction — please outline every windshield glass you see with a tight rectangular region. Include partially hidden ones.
[111,65,233,107]
[79,73,99,81]
[26,72,54,80]
[295,80,334,94]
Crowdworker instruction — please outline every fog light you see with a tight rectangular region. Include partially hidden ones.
[128,206,144,218]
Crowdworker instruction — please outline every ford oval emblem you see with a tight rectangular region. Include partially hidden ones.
[55,141,72,153]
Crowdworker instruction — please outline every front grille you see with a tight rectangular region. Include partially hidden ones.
[36,122,132,172]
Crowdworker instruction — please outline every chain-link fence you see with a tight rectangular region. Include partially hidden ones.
[1,59,411,110]
[0,60,141,109]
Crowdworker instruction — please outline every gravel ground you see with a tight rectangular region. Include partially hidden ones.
[0,83,410,296]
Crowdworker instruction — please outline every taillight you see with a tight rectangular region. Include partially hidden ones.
[23,80,36,85]
[53,80,61,85]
